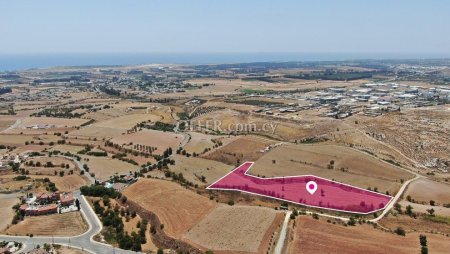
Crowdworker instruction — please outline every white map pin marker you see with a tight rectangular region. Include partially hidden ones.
[306,181,318,195]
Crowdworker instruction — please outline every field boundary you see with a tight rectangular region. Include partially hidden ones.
[207,162,394,215]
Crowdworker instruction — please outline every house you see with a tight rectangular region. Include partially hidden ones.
[60,192,74,206]
[20,203,58,216]
[0,247,10,254]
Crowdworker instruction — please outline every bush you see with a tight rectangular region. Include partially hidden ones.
[394,227,406,236]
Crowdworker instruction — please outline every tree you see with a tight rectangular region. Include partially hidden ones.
[405,205,414,216]
[157,249,163,254]
[394,203,402,214]
[419,234,427,247]
[421,246,428,254]
[75,198,80,211]
[426,208,435,216]
[103,195,110,206]
[429,200,436,206]
[394,227,406,236]
[347,217,356,226]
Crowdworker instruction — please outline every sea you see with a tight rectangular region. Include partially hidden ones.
[0,52,447,72]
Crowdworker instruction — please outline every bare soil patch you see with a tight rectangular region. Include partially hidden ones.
[185,205,282,253]
[123,179,216,238]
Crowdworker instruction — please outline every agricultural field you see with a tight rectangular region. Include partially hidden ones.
[50,144,84,154]
[37,175,89,192]
[0,134,34,146]
[110,129,184,155]
[404,178,450,205]
[92,113,161,130]
[168,154,233,186]
[288,216,450,254]
[3,117,89,134]
[123,178,217,238]
[202,135,276,166]
[185,205,284,253]
[80,156,139,179]
[4,212,88,236]
[183,132,217,154]
[379,214,450,235]
[251,143,414,194]
[69,126,125,139]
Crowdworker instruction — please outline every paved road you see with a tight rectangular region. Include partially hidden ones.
[0,192,143,254]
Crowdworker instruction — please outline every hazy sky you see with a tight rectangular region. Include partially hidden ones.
[1,0,449,55]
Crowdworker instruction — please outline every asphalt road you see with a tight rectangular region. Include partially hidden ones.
[0,192,143,254]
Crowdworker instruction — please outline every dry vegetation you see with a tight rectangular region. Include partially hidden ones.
[81,156,138,179]
[123,178,217,238]
[251,143,414,194]
[0,194,20,231]
[185,205,283,253]
[169,155,233,186]
[5,212,88,236]
[405,178,450,205]
[289,216,450,254]
[111,129,183,156]
[203,135,275,166]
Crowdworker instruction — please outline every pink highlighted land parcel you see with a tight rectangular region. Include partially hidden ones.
[207,162,393,214]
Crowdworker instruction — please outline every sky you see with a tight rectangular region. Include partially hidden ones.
[0,0,449,56]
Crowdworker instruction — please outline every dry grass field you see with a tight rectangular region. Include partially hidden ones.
[251,143,414,194]
[69,126,125,139]
[404,178,450,205]
[81,156,139,179]
[50,144,84,153]
[192,107,345,141]
[184,132,216,154]
[0,175,37,193]
[399,201,450,217]
[185,205,283,253]
[111,129,184,155]
[202,135,276,166]
[93,113,161,129]
[41,175,89,192]
[0,194,20,231]
[5,212,88,236]
[0,134,33,146]
[18,117,89,128]
[55,246,90,254]
[169,155,233,185]
[379,214,450,235]
[289,216,450,254]
[123,178,217,238]
[352,106,450,173]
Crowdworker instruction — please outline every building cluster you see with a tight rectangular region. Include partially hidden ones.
[0,241,21,254]
[251,83,450,118]
[0,153,26,170]
[0,86,81,103]
[19,191,75,216]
